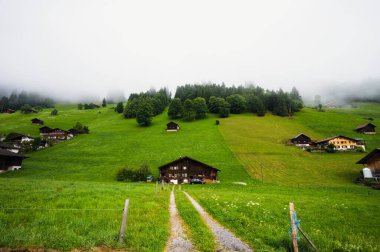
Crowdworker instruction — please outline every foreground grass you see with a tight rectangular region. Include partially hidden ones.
[0,178,169,251]
[175,188,216,252]
[185,183,380,251]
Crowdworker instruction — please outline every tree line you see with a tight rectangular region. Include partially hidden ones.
[0,91,54,112]
[122,88,171,126]
[168,84,303,120]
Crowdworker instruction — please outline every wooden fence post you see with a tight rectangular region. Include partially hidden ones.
[155,180,158,194]
[119,199,130,243]
[289,202,298,252]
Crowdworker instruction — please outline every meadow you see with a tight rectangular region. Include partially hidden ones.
[1,103,380,251]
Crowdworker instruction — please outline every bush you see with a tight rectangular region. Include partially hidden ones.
[51,108,58,116]
[216,120,220,125]
[326,143,336,153]
[116,164,151,182]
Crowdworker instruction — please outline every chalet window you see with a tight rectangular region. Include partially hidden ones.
[183,166,187,170]
[182,173,187,177]
[170,166,173,170]
[173,166,178,170]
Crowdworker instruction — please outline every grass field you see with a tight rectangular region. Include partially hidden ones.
[1,103,380,251]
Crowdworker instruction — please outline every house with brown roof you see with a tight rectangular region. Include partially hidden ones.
[354,123,376,134]
[289,133,312,147]
[159,156,220,184]
[39,127,73,140]
[4,108,15,114]
[0,143,20,153]
[356,148,380,176]
[5,133,34,144]
[31,118,44,125]
[0,149,28,172]
[166,122,180,132]
[313,135,365,151]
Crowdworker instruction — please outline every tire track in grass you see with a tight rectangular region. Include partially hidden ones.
[166,188,197,252]
[184,192,253,252]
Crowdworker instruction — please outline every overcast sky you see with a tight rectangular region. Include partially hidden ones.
[0,0,379,100]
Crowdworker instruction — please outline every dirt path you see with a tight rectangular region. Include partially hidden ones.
[184,192,253,252]
[166,189,197,252]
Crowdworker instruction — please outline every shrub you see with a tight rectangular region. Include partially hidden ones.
[51,109,58,116]
[326,143,336,153]
[116,164,151,182]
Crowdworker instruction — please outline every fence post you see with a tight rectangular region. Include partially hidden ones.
[289,202,298,252]
[119,199,130,243]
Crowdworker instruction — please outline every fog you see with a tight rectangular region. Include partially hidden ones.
[0,0,379,102]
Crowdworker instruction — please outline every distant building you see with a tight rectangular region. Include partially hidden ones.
[0,143,20,153]
[159,156,220,184]
[0,149,28,172]
[166,122,180,132]
[31,118,44,125]
[5,133,34,145]
[289,133,312,147]
[39,127,73,140]
[354,123,376,134]
[3,108,15,114]
[356,148,380,175]
[313,135,365,151]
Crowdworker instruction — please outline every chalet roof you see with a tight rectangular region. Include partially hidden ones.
[314,135,360,144]
[167,121,179,126]
[39,126,53,133]
[356,148,380,164]
[158,156,220,171]
[355,123,376,130]
[6,133,34,141]
[0,149,28,158]
[290,133,310,140]
[0,143,20,149]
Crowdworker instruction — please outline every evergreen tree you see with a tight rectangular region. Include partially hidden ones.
[115,102,124,113]
[218,101,230,118]
[226,94,246,114]
[51,108,58,115]
[123,99,140,118]
[102,98,107,107]
[182,99,196,121]
[168,98,183,119]
[136,100,153,126]
[193,97,208,119]
[78,103,83,110]
[208,96,225,113]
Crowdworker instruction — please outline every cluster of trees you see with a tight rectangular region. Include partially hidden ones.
[116,164,151,182]
[77,103,100,110]
[123,88,171,126]
[168,84,303,119]
[73,122,90,134]
[0,91,54,112]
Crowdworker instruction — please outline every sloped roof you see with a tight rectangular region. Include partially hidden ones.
[6,132,34,140]
[290,133,310,140]
[356,148,380,164]
[0,143,20,149]
[0,149,28,158]
[167,121,179,126]
[314,135,359,144]
[159,156,220,171]
[355,123,376,130]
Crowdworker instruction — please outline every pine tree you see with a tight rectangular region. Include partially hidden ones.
[168,98,183,119]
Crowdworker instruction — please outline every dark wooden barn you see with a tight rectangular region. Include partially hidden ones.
[0,143,20,153]
[39,127,72,140]
[4,108,15,114]
[354,123,376,134]
[0,149,28,172]
[159,156,220,184]
[166,122,180,132]
[356,148,380,175]
[31,118,44,125]
[289,133,312,147]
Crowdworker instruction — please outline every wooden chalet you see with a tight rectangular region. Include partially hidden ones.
[313,135,365,151]
[39,127,73,140]
[0,143,20,153]
[5,133,34,145]
[4,108,15,114]
[289,133,312,147]
[356,148,380,176]
[0,149,28,172]
[166,122,180,132]
[31,118,44,125]
[354,123,376,134]
[159,156,220,184]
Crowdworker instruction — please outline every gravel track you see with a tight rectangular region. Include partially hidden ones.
[184,192,253,252]
[166,190,197,252]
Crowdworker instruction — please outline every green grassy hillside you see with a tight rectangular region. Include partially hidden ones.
[1,103,380,251]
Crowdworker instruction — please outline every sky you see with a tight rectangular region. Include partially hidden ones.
[0,0,379,101]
